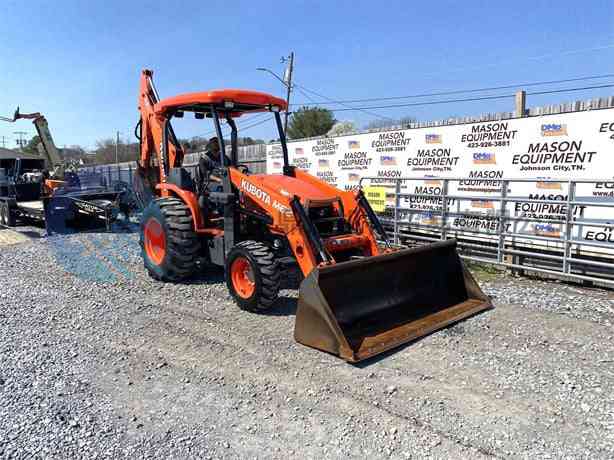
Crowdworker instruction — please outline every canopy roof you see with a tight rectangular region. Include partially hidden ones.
[154,89,287,117]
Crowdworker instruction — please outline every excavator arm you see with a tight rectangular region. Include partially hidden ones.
[1,107,64,179]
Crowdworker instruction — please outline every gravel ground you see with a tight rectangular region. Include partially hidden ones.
[1,226,613,459]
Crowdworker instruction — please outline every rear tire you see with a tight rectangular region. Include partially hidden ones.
[226,240,280,312]
[140,197,199,281]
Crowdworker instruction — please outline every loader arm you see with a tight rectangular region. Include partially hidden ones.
[228,167,383,276]
[228,167,320,275]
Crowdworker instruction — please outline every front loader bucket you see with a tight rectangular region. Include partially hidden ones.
[294,239,492,363]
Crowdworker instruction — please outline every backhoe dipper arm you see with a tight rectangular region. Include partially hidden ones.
[138,69,185,190]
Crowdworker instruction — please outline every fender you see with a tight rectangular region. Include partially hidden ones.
[155,183,205,230]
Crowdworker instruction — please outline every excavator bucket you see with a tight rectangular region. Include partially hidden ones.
[294,239,491,363]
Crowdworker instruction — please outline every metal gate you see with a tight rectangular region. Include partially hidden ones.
[360,176,614,287]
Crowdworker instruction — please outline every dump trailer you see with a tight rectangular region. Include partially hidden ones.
[135,69,492,362]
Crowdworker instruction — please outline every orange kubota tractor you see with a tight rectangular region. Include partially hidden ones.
[135,69,491,362]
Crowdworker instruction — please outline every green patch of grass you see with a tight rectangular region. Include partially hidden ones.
[464,261,504,282]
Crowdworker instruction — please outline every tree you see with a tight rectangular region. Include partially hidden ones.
[365,116,417,130]
[90,138,139,164]
[286,107,335,139]
[22,135,41,154]
[327,121,356,136]
[61,145,87,160]
[238,137,265,146]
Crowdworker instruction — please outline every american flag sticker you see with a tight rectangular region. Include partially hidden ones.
[425,134,442,144]
[541,123,567,136]
[348,140,360,149]
[380,155,396,166]
[472,152,496,164]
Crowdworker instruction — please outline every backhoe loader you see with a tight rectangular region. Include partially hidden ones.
[135,69,491,362]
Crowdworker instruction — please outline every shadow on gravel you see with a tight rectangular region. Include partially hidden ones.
[351,307,495,368]
[15,230,43,239]
[351,338,425,368]
[267,296,298,316]
[110,220,140,234]
[183,267,226,285]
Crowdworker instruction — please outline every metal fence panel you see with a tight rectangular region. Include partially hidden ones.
[360,176,614,287]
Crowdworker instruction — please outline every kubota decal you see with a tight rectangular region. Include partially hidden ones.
[240,179,271,205]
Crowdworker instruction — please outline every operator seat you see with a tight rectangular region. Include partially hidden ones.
[167,167,195,192]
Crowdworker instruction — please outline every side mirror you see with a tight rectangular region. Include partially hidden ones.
[174,111,184,118]
[195,112,205,120]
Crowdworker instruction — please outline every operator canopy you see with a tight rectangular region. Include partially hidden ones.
[154,89,288,116]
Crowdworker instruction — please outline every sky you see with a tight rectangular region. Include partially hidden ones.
[1,0,614,150]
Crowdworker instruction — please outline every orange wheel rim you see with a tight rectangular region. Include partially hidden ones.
[144,218,166,265]
[231,256,255,299]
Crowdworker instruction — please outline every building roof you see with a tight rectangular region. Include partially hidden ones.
[0,147,44,161]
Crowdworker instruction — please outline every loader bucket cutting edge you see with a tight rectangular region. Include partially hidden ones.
[294,239,492,362]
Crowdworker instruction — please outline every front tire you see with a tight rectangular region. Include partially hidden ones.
[226,241,280,312]
[140,198,199,281]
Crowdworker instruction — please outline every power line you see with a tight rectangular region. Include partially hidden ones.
[527,83,614,96]
[293,82,395,121]
[417,43,614,78]
[200,112,272,138]
[328,93,514,112]
[233,116,274,133]
[291,73,614,106]
[292,85,320,104]
[315,82,614,112]
[13,131,28,149]
[201,113,274,138]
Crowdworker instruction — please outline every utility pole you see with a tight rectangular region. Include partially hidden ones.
[0,136,6,148]
[515,90,527,117]
[281,52,294,133]
[14,131,28,149]
[115,130,120,165]
[257,51,294,134]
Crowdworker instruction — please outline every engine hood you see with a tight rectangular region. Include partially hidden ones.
[251,174,338,203]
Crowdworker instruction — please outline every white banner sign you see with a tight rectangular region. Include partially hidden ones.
[266,109,614,253]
